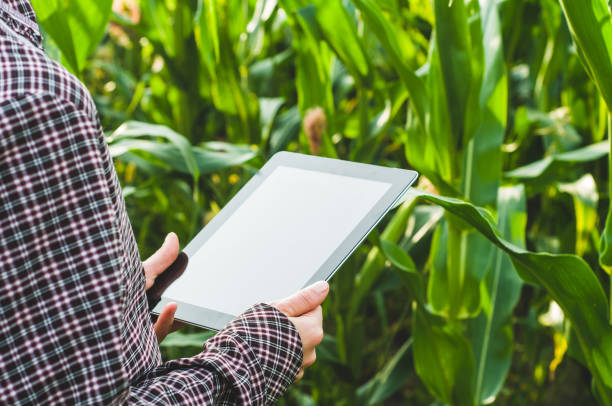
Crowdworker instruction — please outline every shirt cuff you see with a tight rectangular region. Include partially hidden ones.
[207,303,303,404]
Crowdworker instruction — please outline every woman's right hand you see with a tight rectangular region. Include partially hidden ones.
[270,281,330,381]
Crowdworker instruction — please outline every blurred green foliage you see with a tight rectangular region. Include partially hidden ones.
[33,0,612,404]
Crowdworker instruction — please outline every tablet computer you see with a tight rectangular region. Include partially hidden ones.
[151,152,418,330]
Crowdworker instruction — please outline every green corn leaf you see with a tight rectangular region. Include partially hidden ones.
[432,0,473,140]
[159,331,215,348]
[452,0,509,318]
[259,97,286,147]
[31,0,113,74]
[380,239,425,304]
[462,0,507,208]
[279,4,339,158]
[195,0,256,137]
[269,106,301,154]
[293,35,334,115]
[467,185,526,404]
[280,3,335,118]
[348,199,417,324]
[109,122,256,175]
[315,335,343,365]
[194,0,220,79]
[404,34,457,189]
[111,141,256,175]
[351,0,428,130]
[140,0,177,57]
[196,142,258,173]
[602,116,612,274]
[558,0,612,277]
[420,35,455,184]
[109,140,180,171]
[428,221,450,313]
[445,224,494,319]
[311,0,370,81]
[111,122,199,180]
[557,0,612,112]
[357,339,413,405]
[558,174,599,257]
[407,189,612,403]
[504,141,608,192]
[426,0,508,320]
[505,141,608,179]
[427,219,494,319]
[534,0,568,110]
[413,306,476,406]
[291,392,317,406]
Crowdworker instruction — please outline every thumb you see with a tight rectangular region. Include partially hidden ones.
[143,232,180,290]
[154,302,177,343]
[272,281,329,317]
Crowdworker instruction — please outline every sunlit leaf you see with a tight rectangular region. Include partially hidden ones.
[109,122,256,175]
[558,174,599,256]
[31,0,113,74]
[504,141,608,191]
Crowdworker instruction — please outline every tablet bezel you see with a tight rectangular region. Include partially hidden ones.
[152,152,418,331]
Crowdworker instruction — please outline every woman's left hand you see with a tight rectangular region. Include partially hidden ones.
[143,232,182,343]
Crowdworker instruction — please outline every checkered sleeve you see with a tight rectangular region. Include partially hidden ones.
[127,304,303,405]
[0,91,302,404]
[0,93,128,404]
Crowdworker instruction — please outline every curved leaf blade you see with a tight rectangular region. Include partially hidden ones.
[504,141,608,184]
[109,122,256,175]
[408,189,612,402]
[467,185,526,404]
[380,239,425,304]
[112,121,199,179]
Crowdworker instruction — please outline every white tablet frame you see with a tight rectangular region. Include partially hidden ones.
[153,152,418,330]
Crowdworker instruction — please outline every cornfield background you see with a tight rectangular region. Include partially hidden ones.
[31,0,612,404]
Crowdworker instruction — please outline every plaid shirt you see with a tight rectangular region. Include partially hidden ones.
[0,1,302,404]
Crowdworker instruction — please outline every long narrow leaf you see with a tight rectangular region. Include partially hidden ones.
[467,185,526,404]
[558,0,612,278]
[408,189,612,403]
[558,0,612,111]
[432,0,472,139]
[351,0,428,130]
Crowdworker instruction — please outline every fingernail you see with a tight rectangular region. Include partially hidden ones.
[165,232,177,244]
[313,280,328,293]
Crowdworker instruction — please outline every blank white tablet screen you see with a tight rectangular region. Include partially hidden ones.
[163,165,392,316]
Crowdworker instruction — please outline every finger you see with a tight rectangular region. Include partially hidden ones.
[273,281,329,317]
[289,306,324,348]
[143,233,179,289]
[154,302,177,343]
[294,368,304,382]
[297,305,323,332]
[303,348,317,368]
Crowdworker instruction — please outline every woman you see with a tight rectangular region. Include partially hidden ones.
[0,1,326,404]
